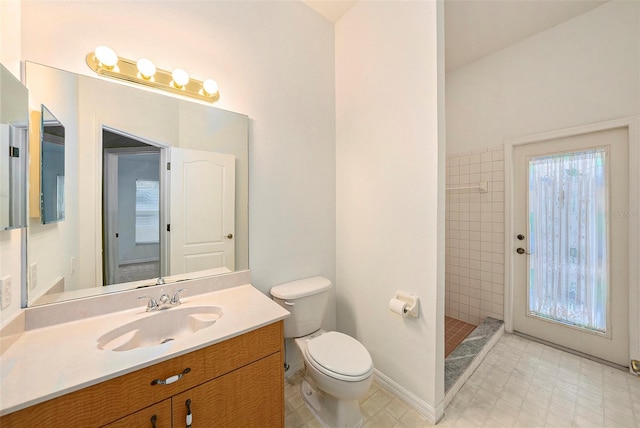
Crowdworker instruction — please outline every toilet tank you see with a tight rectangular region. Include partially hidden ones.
[270,276,332,338]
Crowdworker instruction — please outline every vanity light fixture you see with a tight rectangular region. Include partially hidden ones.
[202,79,219,97]
[171,68,189,88]
[86,46,219,103]
[136,58,156,80]
[94,45,118,69]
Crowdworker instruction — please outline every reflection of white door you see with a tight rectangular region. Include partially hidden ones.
[513,127,629,366]
[169,148,235,275]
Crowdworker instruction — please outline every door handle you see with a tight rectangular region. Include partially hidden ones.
[225,233,233,239]
[516,248,531,255]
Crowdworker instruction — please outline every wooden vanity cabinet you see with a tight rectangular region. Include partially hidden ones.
[102,400,172,428]
[172,353,283,427]
[0,321,284,428]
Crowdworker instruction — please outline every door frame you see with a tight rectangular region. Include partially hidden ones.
[504,116,640,368]
[99,125,168,285]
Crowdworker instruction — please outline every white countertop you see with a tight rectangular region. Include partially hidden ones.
[0,284,289,416]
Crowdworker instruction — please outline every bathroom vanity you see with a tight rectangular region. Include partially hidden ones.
[0,284,288,427]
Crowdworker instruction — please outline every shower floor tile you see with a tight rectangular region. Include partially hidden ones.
[445,316,476,357]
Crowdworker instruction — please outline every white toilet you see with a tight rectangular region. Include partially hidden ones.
[270,276,373,428]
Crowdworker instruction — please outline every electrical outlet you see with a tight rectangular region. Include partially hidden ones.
[1,276,11,309]
[29,263,37,290]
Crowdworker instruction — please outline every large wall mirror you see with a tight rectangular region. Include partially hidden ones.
[26,62,249,306]
[0,64,28,231]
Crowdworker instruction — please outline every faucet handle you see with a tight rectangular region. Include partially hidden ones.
[138,296,158,311]
[171,288,187,306]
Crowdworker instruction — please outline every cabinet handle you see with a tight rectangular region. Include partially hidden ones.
[150,414,157,428]
[186,399,193,428]
[150,367,191,385]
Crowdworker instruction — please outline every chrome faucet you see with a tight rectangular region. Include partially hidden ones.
[138,288,187,312]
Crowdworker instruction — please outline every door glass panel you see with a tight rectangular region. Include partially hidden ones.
[528,149,608,333]
[135,179,160,244]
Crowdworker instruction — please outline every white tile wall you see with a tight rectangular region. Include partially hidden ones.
[446,146,504,325]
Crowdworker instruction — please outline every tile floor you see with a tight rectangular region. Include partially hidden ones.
[445,316,477,358]
[285,333,640,427]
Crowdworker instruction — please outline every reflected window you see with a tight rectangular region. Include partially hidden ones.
[56,175,65,219]
[135,179,159,244]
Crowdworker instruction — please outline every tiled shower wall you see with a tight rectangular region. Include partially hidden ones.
[445,146,505,325]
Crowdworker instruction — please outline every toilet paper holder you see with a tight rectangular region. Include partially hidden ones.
[394,291,420,318]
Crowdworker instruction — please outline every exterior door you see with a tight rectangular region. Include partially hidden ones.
[169,148,235,275]
[513,127,629,366]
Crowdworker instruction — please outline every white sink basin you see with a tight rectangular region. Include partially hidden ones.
[97,305,223,352]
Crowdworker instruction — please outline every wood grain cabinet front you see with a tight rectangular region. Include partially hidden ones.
[172,353,283,427]
[101,400,172,428]
[0,321,284,428]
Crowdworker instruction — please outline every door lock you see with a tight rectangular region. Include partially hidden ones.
[517,234,525,240]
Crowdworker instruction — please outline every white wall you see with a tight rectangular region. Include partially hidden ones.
[446,1,639,154]
[0,0,21,77]
[19,1,336,314]
[0,0,24,324]
[0,228,23,323]
[336,1,445,421]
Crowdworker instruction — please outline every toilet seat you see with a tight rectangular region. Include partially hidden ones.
[305,331,373,382]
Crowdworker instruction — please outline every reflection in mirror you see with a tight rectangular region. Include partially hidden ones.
[0,64,28,230]
[25,62,248,306]
[40,105,65,224]
[102,129,162,285]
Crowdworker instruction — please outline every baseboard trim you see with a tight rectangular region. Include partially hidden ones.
[284,360,305,378]
[373,369,444,424]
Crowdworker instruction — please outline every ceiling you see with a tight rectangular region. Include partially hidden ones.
[302,0,358,23]
[302,0,609,72]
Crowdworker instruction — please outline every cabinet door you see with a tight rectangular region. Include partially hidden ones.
[101,399,171,428]
[172,352,283,427]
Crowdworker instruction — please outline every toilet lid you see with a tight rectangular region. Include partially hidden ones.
[306,332,373,381]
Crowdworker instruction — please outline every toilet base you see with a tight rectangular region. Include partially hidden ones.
[300,378,364,428]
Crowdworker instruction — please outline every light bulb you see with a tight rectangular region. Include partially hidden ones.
[136,58,156,79]
[171,68,189,88]
[94,46,118,68]
[202,79,218,96]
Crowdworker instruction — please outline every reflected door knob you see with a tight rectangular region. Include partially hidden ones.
[516,247,531,255]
